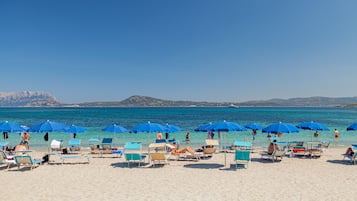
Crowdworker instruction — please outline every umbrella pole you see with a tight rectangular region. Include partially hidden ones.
[223,133,227,167]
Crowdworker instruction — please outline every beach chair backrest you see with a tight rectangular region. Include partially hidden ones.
[102,138,113,144]
[203,147,216,154]
[274,150,285,157]
[0,150,6,162]
[205,139,219,146]
[125,153,141,161]
[155,139,166,143]
[235,150,251,161]
[124,142,142,150]
[14,155,32,165]
[69,139,81,146]
[150,153,166,161]
[51,140,63,149]
[234,140,252,150]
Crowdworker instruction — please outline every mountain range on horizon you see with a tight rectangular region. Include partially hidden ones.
[0,91,357,107]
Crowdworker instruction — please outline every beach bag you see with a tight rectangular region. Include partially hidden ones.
[42,154,49,163]
[44,133,48,141]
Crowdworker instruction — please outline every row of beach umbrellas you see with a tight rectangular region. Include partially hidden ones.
[0,120,183,136]
[2,120,357,136]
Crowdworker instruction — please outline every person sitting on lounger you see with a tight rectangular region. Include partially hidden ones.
[14,141,28,153]
[171,147,195,155]
[268,140,279,155]
[345,147,354,156]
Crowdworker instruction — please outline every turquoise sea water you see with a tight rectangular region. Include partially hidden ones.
[1,107,357,148]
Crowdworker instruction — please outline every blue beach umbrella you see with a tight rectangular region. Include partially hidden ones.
[29,120,67,133]
[347,123,357,131]
[102,124,128,146]
[29,120,67,151]
[102,124,128,133]
[164,123,182,133]
[296,121,329,131]
[131,122,165,146]
[206,121,247,166]
[207,121,247,132]
[244,123,264,131]
[296,121,329,141]
[131,122,165,133]
[64,125,87,133]
[244,123,264,142]
[194,123,212,132]
[262,122,299,134]
[0,121,26,132]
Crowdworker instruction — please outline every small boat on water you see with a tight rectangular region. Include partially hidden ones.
[228,104,239,108]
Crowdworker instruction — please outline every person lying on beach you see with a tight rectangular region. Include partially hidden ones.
[171,147,195,155]
[268,140,279,155]
[345,147,354,156]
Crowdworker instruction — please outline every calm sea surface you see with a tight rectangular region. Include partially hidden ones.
[1,107,357,148]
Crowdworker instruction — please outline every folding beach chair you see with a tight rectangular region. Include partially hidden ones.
[68,139,81,153]
[101,138,113,150]
[124,142,146,167]
[234,150,251,169]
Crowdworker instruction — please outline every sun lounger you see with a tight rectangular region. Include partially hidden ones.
[0,150,14,169]
[101,138,113,150]
[54,152,90,165]
[261,150,286,162]
[150,152,169,166]
[124,142,146,167]
[89,138,100,150]
[68,139,81,153]
[13,155,42,170]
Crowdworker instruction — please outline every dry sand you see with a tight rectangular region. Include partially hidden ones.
[1,147,356,201]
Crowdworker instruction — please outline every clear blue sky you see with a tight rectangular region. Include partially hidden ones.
[1,0,356,104]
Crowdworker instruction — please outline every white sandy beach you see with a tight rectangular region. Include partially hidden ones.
[1,147,356,201]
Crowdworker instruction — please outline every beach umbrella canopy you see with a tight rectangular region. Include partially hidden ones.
[262,122,299,134]
[102,124,128,146]
[347,123,357,131]
[63,125,87,133]
[164,124,182,133]
[194,123,212,132]
[244,123,264,130]
[207,121,247,132]
[102,124,128,133]
[29,120,67,132]
[0,121,26,132]
[131,122,165,133]
[296,121,329,131]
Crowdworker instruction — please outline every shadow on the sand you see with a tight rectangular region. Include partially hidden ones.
[251,157,282,164]
[111,162,150,168]
[326,159,354,165]
[183,163,224,169]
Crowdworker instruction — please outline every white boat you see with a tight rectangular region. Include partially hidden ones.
[228,104,239,108]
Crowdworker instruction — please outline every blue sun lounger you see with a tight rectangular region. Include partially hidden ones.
[124,142,146,167]
[69,139,81,152]
[13,155,43,170]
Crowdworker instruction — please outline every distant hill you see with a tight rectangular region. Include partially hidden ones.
[240,96,357,107]
[78,95,228,107]
[0,91,60,107]
[1,91,357,107]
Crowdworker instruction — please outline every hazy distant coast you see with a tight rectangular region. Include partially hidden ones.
[1,91,357,107]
